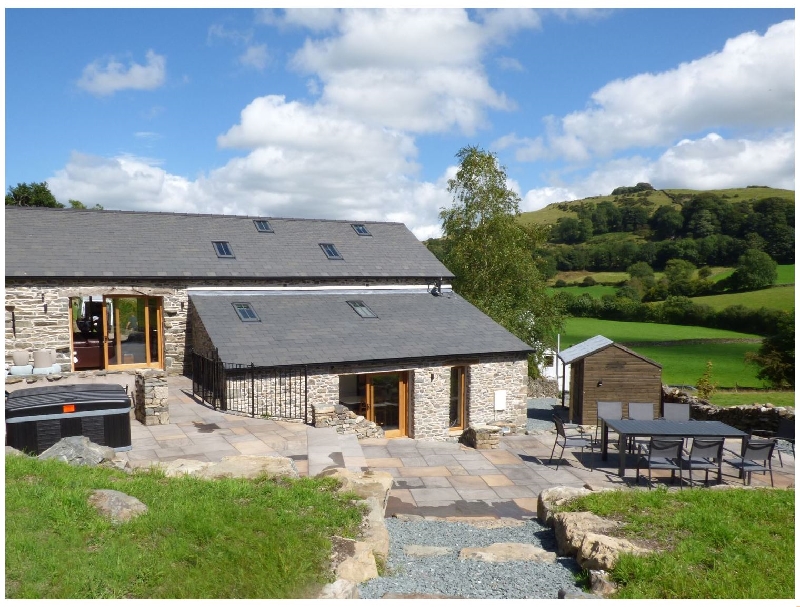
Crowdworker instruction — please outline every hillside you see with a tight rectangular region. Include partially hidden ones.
[519,186,795,227]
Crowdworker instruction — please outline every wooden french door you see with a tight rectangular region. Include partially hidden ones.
[364,372,408,438]
[102,296,164,370]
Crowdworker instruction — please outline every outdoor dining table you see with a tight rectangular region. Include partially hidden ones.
[599,418,749,478]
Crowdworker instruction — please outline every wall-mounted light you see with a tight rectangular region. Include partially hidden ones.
[430,373,435,382]
[597,380,603,387]
[180,301,184,311]
[43,303,48,314]
[41,293,45,302]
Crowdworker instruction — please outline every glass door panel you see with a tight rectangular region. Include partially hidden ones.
[104,296,163,369]
[365,372,408,438]
[449,367,466,429]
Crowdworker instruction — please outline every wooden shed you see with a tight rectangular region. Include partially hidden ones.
[558,335,662,425]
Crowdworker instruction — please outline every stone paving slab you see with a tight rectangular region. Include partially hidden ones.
[95,375,794,522]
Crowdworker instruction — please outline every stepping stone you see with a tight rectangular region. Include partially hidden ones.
[459,543,557,563]
[403,545,453,557]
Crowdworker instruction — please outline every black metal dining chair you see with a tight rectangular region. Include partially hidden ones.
[636,437,684,489]
[550,414,594,470]
[724,437,777,487]
[681,437,725,486]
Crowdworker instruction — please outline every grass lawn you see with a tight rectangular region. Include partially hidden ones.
[707,390,796,408]
[691,285,794,312]
[561,488,795,599]
[559,318,764,388]
[547,285,618,298]
[560,317,760,346]
[776,264,795,284]
[5,456,363,599]
[631,342,762,388]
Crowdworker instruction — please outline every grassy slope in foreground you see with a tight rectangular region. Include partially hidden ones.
[5,456,362,599]
[562,488,794,599]
[559,317,763,388]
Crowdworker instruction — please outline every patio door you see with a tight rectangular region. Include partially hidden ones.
[364,372,408,438]
[103,296,164,370]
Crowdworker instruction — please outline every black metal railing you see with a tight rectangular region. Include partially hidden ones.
[191,349,308,423]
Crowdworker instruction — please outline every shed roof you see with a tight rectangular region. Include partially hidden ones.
[5,206,453,280]
[189,289,534,367]
[558,335,661,368]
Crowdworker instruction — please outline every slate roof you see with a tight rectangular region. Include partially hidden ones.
[558,334,661,367]
[5,207,453,280]
[189,290,534,367]
[557,335,614,365]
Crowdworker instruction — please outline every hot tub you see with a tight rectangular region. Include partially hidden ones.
[5,384,132,454]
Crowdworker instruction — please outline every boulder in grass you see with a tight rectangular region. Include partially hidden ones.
[88,489,148,523]
[38,436,116,467]
[196,455,299,480]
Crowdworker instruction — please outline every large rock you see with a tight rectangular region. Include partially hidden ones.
[537,486,592,527]
[38,436,116,467]
[196,455,299,480]
[333,537,378,584]
[88,489,148,523]
[590,570,618,597]
[558,588,603,599]
[317,468,393,507]
[552,511,619,557]
[317,579,360,599]
[459,543,557,564]
[158,458,212,477]
[359,497,390,559]
[578,532,650,571]
[5,446,26,457]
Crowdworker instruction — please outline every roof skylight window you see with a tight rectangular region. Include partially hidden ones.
[254,219,273,233]
[319,243,343,260]
[213,241,234,258]
[232,302,260,322]
[347,300,378,318]
[352,224,372,237]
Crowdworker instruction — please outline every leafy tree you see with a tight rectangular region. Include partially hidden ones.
[440,146,564,366]
[68,199,104,210]
[551,216,591,244]
[730,249,777,291]
[649,205,683,239]
[745,312,794,388]
[5,182,63,207]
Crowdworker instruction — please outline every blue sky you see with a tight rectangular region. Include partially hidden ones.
[4,8,795,238]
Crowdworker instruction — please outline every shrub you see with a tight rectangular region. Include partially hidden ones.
[582,276,597,286]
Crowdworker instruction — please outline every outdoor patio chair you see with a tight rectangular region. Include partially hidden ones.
[680,437,724,486]
[550,414,594,471]
[724,437,776,487]
[662,401,691,421]
[594,401,623,446]
[627,402,656,451]
[635,437,684,489]
[752,416,794,468]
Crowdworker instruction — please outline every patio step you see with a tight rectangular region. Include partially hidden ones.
[306,426,368,477]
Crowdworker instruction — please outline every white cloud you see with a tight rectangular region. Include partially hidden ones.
[239,45,269,70]
[134,131,161,140]
[537,20,794,160]
[77,50,166,96]
[207,23,252,45]
[288,8,534,134]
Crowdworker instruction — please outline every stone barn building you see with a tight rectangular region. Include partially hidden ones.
[5,206,533,441]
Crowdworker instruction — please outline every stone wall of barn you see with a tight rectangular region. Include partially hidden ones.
[4,277,432,374]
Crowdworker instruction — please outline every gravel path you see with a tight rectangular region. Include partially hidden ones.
[526,397,566,433]
[358,518,583,599]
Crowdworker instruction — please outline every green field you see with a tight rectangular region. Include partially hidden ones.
[560,317,760,345]
[551,270,631,285]
[547,285,618,298]
[776,264,795,284]
[691,285,794,312]
[559,317,763,388]
[711,391,796,408]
